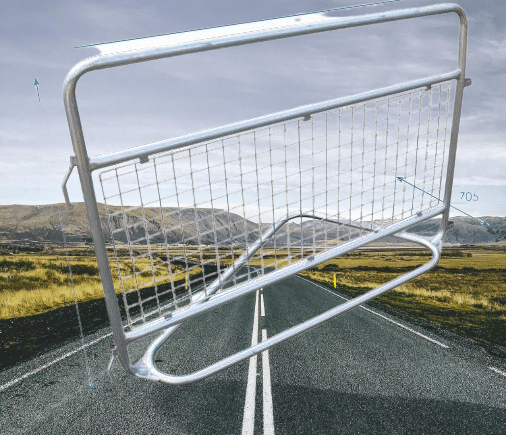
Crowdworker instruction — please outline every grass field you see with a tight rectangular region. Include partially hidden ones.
[0,249,200,319]
[1,244,505,349]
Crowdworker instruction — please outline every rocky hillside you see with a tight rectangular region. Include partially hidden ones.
[0,203,504,246]
[408,216,506,244]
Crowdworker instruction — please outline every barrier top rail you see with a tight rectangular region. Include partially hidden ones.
[64,3,467,172]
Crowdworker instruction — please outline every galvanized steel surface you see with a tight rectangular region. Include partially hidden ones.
[62,3,469,384]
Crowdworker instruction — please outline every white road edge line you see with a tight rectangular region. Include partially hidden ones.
[0,332,112,392]
[297,276,450,349]
[0,284,210,392]
[489,367,506,377]
[262,329,275,435]
[261,292,265,317]
[242,289,259,435]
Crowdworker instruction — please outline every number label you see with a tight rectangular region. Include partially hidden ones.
[460,192,478,201]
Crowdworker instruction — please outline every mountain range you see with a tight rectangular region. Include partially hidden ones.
[0,203,505,247]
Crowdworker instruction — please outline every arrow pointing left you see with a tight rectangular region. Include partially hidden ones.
[34,78,40,102]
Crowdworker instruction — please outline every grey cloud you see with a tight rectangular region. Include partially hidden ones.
[1,0,505,214]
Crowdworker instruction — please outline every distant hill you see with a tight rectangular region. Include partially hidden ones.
[408,216,506,244]
[0,203,505,246]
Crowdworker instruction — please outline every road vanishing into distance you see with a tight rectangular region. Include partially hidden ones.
[2,274,506,434]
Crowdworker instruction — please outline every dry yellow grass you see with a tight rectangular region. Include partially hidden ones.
[0,254,200,319]
[2,246,505,350]
[301,248,506,308]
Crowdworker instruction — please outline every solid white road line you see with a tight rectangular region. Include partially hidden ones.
[261,292,265,317]
[262,329,275,435]
[489,367,506,377]
[0,332,112,392]
[242,290,259,435]
[1,285,210,392]
[297,276,450,349]
[358,304,449,348]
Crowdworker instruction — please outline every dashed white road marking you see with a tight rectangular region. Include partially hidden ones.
[261,292,265,317]
[297,276,450,349]
[262,329,275,435]
[242,290,259,435]
[489,367,506,377]
[0,332,112,392]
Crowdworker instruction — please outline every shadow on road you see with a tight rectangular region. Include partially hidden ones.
[270,384,506,434]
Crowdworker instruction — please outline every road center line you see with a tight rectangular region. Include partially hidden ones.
[260,292,265,317]
[296,276,449,349]
[242,290,259,435]
[489,367,506,377]
[262,329,275,435]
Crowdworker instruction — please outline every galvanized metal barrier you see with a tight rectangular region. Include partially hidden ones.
[63,3,469,385]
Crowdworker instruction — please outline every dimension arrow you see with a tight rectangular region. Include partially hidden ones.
[396,176,490,228]
[33,78,40,102]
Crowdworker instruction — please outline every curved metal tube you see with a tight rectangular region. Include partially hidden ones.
[124,205,445,344]
[61,159,76,210]
[131,230,443,385]
[124,211,377,381]
[203,211,374,299]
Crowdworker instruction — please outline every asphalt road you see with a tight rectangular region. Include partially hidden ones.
[1,274,506,434]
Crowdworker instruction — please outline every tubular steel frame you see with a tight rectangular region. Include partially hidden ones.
[63,3,468,385]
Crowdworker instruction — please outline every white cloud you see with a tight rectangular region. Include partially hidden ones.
[453,133,506,186]
[0,130,34,143]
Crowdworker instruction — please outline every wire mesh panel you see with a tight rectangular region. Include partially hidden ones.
[99,82,453,330]
[62,3,469,384]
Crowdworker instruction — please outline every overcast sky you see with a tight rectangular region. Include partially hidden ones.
[1,0,505,217]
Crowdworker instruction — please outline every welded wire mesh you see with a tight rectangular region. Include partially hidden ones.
[99,82,453,328]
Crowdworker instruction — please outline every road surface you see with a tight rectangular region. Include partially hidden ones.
[1,274,506,434]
